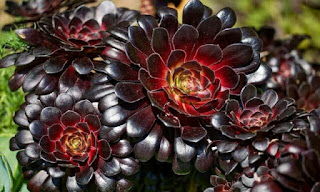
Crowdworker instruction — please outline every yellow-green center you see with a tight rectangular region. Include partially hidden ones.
[176,75,200,94]
[68,137,82,151]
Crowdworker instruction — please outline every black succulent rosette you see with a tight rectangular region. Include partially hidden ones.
[251,108,320,192]
[97,0,271,175]
[257,27,312,91]
[5,0,96,20]
[205,158,280,192]
[1,1,318,191]
[3,0,99,31]
[6,0,63,19]
[10,90,139,192]
[0,1,139,95]
[232,157,290,192]
[204,175,237,192]
[205,161,286,192]
[258,27,320,111]
[258,27,309,54]
[287,71,320,112]
[210,84,307,190]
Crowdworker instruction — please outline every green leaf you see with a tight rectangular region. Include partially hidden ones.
[0,182,4,192]
[0,135,18,175]
[19,184,29,192]
[0,134,26,192]
[0,152,13,192]
[0,68,24,133]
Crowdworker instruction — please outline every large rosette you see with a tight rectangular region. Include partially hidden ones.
[210,84,306,191]
[10,90,139,191]
[0,1,139,95]
[94,0,271,175]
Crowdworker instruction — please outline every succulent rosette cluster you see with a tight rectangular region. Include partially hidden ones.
[5,0,96,20]
[3,0,99,31]
[251,108,320,192]
[96,0,271,175]
[210,84,306,190]
[0,1,138,94]
[10,90,138,191]
[1,0,320,191]
[286,71,320,112]
[258,27,320,112]
[258,27,312,91]
[204,175,236,192]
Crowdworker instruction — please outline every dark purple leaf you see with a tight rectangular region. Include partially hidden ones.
[182,0,205,28]
[133,124,162,162]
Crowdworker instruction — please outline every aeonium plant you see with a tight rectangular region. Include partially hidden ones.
[0,1,139,95]
[96,0,271,175]
[5,0,96,20]
[3,0,97,30]
[210,84,306,191]
[257,27,320,112]
[0,0,317,192]
[251,108,320,192]
[10,90,139,191]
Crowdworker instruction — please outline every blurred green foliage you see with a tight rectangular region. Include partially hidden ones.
[0,31,28,191]
[202,0,320,63]
[0,30,27,56]
[0,134,27,192]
